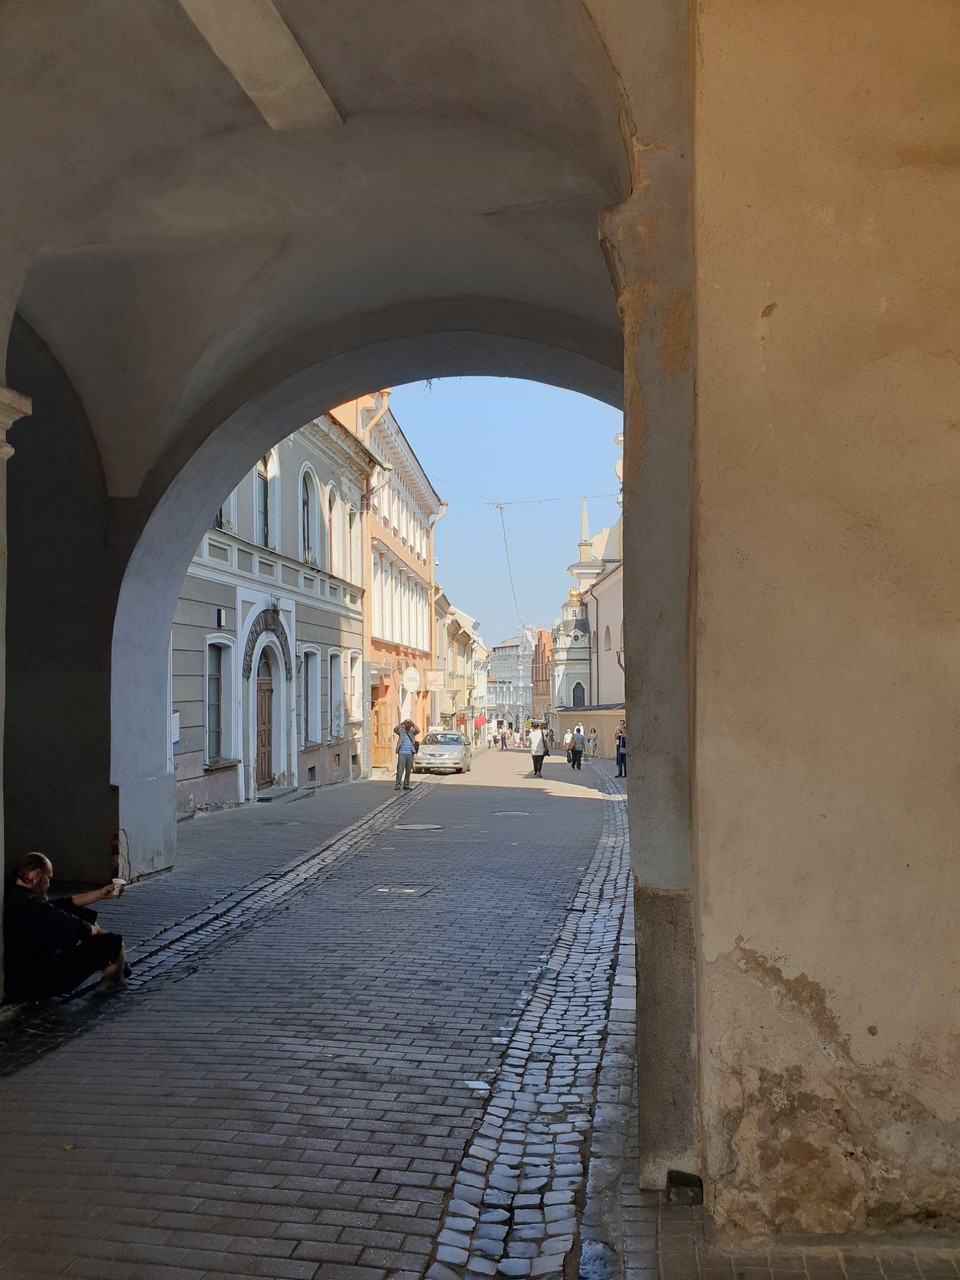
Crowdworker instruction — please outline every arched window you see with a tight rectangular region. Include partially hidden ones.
[327,488,342,576]
[572,681,586,709]
[300,470,320,566]
[604,625,612,652]
[349,651,362,720]
[205,636,236,763]
[329,650,344,738]
[256,456,270,547]
[348,507,359,583]
[301,647,321,744]
[254,450,280,549]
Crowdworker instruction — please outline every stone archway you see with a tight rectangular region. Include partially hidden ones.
[242,608,293,683]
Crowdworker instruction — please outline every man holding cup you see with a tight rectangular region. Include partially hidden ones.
[2,852,128,1002]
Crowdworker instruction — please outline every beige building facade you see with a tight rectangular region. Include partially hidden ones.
[337,395,442,766]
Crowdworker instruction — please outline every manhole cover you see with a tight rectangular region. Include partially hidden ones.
[494,811,531,817]
[359,885,435,898]
[393,824,443,831]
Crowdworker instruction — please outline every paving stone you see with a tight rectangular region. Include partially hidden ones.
[0,759,639,1280]
[465,1260,499,1277]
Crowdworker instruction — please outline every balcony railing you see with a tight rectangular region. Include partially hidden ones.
[200,533,363,609]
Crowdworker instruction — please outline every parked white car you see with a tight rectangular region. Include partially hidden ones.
[413,731,473,774]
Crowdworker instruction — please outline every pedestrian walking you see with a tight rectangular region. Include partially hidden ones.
[588,727,598,758]
[563,727,573,763]
[393,718,420,790]
[500,728,508,750]
[529,723,548,777]
[615,719,627,777]
[570,725,586,770]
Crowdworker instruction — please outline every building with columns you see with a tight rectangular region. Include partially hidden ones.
[339,393,442,766]
[488,628,536,729]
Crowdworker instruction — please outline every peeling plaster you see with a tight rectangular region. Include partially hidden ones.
[705,940,960,1237]
[657,287,691,378]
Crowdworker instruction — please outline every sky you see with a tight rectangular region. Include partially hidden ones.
[387,378,623,649]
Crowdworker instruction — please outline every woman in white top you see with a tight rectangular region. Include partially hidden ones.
[529,724,548,777]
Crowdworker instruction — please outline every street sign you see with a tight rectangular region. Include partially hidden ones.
[402,667,421,692]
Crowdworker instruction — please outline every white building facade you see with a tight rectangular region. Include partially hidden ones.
[550,492,625,755]
[171,417,377,812]
[488,627,536,728]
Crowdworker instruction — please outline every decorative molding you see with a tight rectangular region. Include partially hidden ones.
[242,607,293,681]
[0,385,31,460]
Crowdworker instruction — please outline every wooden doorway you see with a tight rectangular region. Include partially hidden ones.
[371,697,393,768]
[256,651,273,789]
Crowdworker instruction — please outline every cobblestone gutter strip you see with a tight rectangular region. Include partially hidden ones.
[578,766,640,1280]
[426,764,631,1280]
[124,782,437,989]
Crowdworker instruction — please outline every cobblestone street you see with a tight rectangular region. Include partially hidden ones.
[0,748,636,1280]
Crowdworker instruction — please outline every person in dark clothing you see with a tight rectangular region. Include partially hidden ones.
[570,727,586,770]
[3,853,127,1002]
[615,719,627,778]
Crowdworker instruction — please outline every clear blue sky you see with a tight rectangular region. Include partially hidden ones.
[387,378,623,648]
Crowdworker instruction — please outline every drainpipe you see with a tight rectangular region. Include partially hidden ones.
[429,502,449,728]
[583,584,600,707]
[363,389,391,447]
[359,390,390,778]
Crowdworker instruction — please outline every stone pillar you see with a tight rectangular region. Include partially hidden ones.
[599,129,697,1188]
[0,384,31,996]
[693,0,960,1234]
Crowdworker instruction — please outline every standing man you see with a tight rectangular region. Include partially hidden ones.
[570,724,586,770]
[529,723,548,778]
[393,718,420,790]
[615,719,627,777]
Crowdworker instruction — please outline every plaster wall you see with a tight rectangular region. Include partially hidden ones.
[587,564,624,708]
[693,0,960,1233]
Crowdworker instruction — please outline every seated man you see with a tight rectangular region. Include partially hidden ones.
[3,852,127,1002]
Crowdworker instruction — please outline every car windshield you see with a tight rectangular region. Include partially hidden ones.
[423,733,463,746]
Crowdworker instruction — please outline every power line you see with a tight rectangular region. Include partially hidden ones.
[495,503,526,634]
[428,479,618,509]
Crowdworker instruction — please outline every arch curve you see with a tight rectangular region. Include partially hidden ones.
[242,609,293,683]
[110,319,623,877]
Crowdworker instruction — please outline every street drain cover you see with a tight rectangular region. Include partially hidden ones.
[360,885,435,898]
[393,824,443,830]
[494,811,531,817]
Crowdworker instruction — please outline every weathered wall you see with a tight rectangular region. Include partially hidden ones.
[694,0,960,1233]
[4,319,118,883]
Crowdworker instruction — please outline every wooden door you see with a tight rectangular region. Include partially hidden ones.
[371,699,392,768]
[256,653,273,788]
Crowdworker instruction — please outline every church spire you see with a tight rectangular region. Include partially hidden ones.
[578,497,591,558]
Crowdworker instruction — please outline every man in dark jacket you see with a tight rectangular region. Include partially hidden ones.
[3,852,127,1002]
